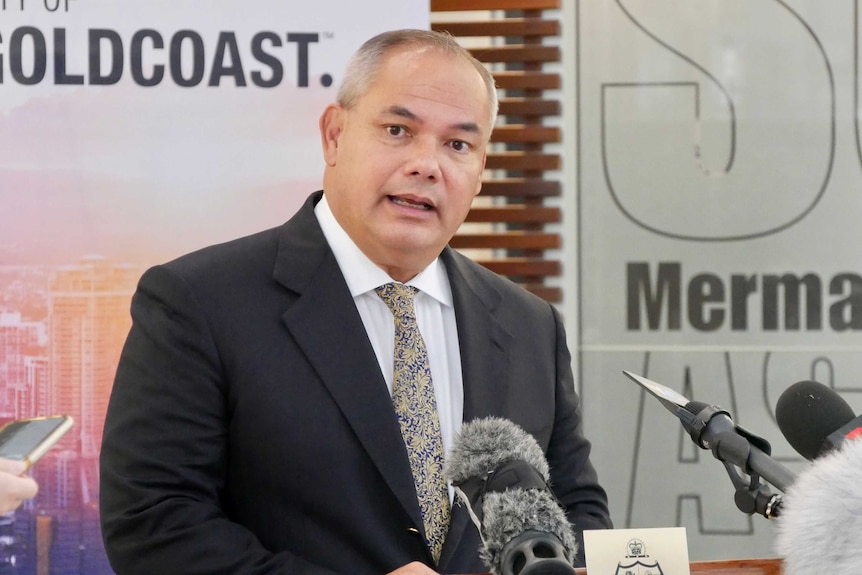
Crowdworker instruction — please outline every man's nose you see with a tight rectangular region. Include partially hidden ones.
[406,139,442,181]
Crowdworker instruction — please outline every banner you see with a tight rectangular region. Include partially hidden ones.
[578,0,862,560]
[0,1,428,572]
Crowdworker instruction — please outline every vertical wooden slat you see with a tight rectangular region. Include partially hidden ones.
[431,3,562,302]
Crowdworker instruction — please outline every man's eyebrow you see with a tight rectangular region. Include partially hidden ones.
[383,105,482,135]
[452,122,482,135]
[384,106,419,121]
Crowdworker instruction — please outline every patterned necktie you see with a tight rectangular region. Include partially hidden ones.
[375,282,450,563]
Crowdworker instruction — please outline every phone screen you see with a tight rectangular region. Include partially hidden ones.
[0,417,70,460]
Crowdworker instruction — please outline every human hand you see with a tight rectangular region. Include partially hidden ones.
[385,561,440,575]
[0,458,38,513]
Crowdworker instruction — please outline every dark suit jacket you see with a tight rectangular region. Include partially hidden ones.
[99,191,611,575]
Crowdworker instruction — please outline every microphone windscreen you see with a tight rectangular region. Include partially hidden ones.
[775,380,855,460]
[445,418,578,575]
[776,437,862,575]
[481,488,578,573]
[444,417,549,484]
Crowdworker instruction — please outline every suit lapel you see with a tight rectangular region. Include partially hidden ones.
[438,247,514,569]
[272,193,424,531]
[443,247,513,421]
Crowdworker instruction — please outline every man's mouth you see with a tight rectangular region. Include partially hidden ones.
[390,196,433,210]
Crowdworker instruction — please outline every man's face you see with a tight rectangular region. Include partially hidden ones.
[320,46,491,281]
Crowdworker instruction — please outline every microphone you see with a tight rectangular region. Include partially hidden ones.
[676,399,796,494]
[775,436,862,575]
[444,417,578,575]
[623,371,794,519]
[775,380,862,460]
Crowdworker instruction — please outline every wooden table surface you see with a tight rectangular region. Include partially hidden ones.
[463,557,784,575]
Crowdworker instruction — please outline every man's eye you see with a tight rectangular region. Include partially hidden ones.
[451,140,470,152]
[387,126,404,136]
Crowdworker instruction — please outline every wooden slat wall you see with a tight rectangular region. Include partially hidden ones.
[431,0,562,302]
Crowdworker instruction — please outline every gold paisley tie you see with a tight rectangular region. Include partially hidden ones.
[375,282,450,563]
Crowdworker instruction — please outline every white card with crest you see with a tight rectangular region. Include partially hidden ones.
[583,527,691,575]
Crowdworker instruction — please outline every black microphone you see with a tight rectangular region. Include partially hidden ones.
[676,399,796,494]
[622,371,794,519]
[444,417,578,575]
[775,380,862,460]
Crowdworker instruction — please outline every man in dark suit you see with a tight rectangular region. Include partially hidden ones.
[99,29,611,575]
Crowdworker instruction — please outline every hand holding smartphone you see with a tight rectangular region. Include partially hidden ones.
[0,415,74,471]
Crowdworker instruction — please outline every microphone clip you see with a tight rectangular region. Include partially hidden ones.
[677,402,773,456]
[718,439,784,520]
[677,404,784,519]
[453,458,549,526]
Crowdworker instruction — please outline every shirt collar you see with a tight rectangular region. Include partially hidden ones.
[314,193,452,307]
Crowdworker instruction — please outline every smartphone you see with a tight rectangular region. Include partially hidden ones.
[0,415,74,470]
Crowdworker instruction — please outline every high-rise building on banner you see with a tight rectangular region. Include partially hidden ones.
[42,256,138,575]
[25,356,50,419]
[0,311,46,418]
[48,256,137,460]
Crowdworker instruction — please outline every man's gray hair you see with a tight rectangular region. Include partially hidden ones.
[337,29,499,134]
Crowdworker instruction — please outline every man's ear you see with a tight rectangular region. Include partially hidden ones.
[319,104,344,167]
[474,149,487,196]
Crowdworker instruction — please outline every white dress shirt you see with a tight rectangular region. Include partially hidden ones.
[314,194,465,470]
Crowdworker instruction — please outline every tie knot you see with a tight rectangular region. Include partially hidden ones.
[375,283,418,318]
